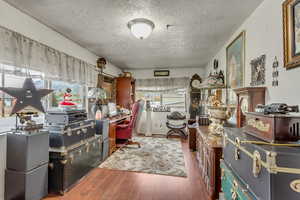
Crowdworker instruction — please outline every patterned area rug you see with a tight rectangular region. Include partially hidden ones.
[99,137,187,177]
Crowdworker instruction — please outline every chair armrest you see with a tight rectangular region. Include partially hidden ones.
[117,124,129,129]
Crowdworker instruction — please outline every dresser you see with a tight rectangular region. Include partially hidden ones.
[196,127,222,200]
[0,134,6,200]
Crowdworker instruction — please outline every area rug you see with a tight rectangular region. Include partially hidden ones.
[99,137,187,177]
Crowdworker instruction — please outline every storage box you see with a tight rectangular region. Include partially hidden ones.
[47,119,96,149]
[45,109,87,125]
[49,135,102,194]
[0,134,6,200]
[5,163,48,200]
[244,112,300,142]
[223,127,300,200]
[96,119,109,140]
[6,131,49,171]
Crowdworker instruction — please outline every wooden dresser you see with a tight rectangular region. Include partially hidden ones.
[116,77,135,109]
[196,126,222,200]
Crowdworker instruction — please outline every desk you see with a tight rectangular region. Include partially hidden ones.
[108,115,131,155]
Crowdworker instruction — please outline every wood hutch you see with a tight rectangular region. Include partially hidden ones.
[116,77,135,109]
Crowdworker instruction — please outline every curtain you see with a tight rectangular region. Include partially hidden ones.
[136,77,190,92]
[0,26,97,86]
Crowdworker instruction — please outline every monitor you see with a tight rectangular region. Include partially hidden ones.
[108,102,118,117]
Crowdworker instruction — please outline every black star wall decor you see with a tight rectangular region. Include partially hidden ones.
[0,78,53,115]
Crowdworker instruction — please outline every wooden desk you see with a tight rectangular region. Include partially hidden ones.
[108,115,131,155]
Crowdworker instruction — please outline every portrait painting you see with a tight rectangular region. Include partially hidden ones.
[225,31,245,105]
[226,31,245,89]
[283,0,300,69]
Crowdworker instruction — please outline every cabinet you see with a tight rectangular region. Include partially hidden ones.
[196,127,222,200]
[116,77,135,109]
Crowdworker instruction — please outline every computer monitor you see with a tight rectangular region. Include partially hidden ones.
[108,102,118,117]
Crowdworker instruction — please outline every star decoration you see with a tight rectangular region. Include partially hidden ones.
[0,78,53,115]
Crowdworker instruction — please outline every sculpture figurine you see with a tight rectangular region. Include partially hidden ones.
[207,94,231,137]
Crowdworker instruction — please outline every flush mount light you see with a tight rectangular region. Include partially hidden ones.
[127,18,155,40]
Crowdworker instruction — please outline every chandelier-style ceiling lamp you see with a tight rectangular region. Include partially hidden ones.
[127,18,155,40]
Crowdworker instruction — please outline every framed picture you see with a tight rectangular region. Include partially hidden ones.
[250,55,266,86]
[154,70,170,77]
[226,31,245,105]
[226,31,245,89]
[283,0,300,69]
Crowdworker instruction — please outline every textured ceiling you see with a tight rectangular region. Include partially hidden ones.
[4,0,263,69]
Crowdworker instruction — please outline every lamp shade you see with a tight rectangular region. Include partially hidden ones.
[128,18,155,40]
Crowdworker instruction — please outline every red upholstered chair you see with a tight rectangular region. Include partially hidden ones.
[116,101,141,148]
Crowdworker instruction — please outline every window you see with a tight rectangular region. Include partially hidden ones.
[0,64,45,117]
[50,80,85,109]
[136,89,187,112]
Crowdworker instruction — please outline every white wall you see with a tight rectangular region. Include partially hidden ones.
[205,0,300,105]
[0,0,122,76]
[128,67,206,79]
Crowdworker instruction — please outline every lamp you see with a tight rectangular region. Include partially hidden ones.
[127,18,155,40]
[88,58,107,99]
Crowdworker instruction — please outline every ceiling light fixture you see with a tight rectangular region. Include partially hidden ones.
[127,18,155,40]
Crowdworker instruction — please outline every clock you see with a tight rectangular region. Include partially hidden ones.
[189,74,202,119]
[190,74,202,90]
[234,87,266,128]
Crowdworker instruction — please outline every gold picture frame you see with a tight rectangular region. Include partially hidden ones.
[283,0,300,69]
[226,31,246,105]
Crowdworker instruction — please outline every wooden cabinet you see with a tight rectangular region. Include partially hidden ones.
[109,122,117,155]
[188,128,197,151]
[116,77,135,109]
[196,127,222,200]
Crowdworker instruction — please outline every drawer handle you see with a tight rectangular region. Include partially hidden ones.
[231,180,238,200]
[253,150,262,178]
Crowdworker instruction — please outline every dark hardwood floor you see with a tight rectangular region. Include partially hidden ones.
[44,139,209,200]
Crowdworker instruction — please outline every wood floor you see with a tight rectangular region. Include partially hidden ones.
[44,139,209,200]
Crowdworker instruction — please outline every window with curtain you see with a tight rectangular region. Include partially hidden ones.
[135,77,189,112]
[50,80,85,109]
[0,64,45,117]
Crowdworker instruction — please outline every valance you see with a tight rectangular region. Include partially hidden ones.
[136,77,190,92]
[0,26,97,86]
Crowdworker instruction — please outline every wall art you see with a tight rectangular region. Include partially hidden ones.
[272,56,279,87]
[226,31,245,89]
[250,55,266,86]
[283,0,300,69]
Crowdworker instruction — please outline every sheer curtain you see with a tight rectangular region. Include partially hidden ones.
[0,26,97,86]
[136,77,190,92]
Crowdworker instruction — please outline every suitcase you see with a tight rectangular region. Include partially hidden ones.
[96,119,109,140]
[6,131,49,171]
[221,160,257,200]
[223,127,300,200]
[5,163,48,200]
[45,109,87,125]
[47,119,96,149]
[244,112,300,142]
[48,135,102,194]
